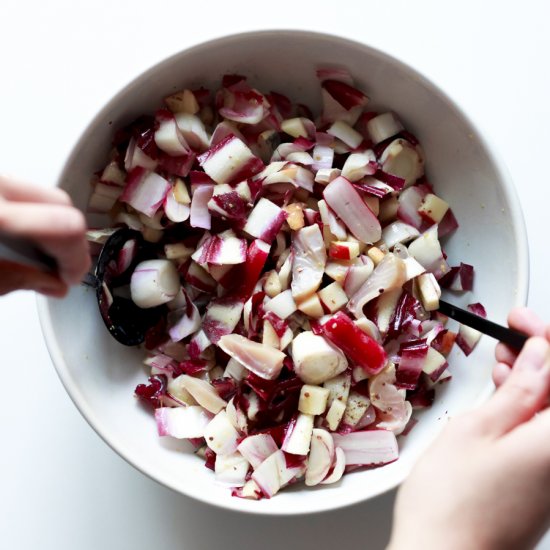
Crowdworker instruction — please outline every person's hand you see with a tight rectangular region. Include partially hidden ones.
[493,307,550,386]
[388,309,550,550]
[0,175,90,297]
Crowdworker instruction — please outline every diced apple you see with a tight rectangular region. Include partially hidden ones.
[367,112,404,145]
[417,272,442,311]
[299,385,330,415]
[419,193,449,223]
[281,117,312,138]
[367,246,386,265]
[342,391,371,429]
[380,138,424,187]
[315,168,341,184]
[422,347,448,381]
[283,202,305,230]
[325,260,352,284]
[329,241,360,260]
[264,289,297,319]
[456,324,482,356]
[318,281,348,313]
[325,399,347,431]
[341,150,376,181]
[165,89,200,114]
[100,161,126,186]
[408,225,450,278]
[297,293,324,319]
[327,120,363,148]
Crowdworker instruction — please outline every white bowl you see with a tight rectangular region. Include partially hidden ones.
[38,30,528,515]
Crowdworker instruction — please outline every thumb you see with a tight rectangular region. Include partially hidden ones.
[476,337,550,438]
[0,260,68,297]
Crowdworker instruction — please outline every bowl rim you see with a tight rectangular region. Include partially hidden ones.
[37,28,530,516]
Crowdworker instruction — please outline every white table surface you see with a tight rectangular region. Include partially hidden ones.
[1,1,549,548]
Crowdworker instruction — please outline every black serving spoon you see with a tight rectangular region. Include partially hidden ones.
[0,232,530,350]
[0,230,164,346]
[0,233,57,272]
[438,299,528,350]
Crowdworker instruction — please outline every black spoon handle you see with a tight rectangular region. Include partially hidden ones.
[438,299,529,351]
[0,234,57,271]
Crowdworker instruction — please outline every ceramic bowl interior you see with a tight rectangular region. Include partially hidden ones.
[38,30,528,515]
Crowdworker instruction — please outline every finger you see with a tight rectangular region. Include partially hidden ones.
[0,260,68,297]
[0,201,90,284]
[495,342,518,367]
[492,362,512,387]
[502,405,550,466]
[476,337,550,438]
[0,202,86,239]
[494,308,546,367]
[507,306,546,336]
[39,235,91,285]
[0,175,71,206]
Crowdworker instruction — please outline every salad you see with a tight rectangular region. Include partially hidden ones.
[87,69,484,500]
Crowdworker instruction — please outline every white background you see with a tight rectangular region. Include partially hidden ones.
[1,1,549,548]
